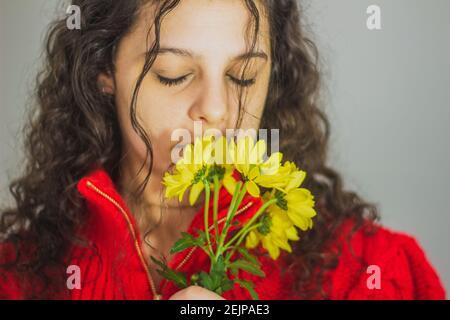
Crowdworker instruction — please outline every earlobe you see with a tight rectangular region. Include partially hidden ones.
[97,72,115,95]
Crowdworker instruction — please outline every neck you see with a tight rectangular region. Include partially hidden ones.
[117,160,201,237]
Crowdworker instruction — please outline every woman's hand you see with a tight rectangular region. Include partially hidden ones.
[168,285,226,300]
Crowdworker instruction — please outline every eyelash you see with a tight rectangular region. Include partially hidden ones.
[157,75,188,87]
[156,74,256,88]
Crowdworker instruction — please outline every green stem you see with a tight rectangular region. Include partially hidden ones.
[223,198,277,252]
[212,181,242,261]
[220,182,242,237]
[224,223,262,264]
[203,179,214,258]
[224,222,262,253]
[226,182,243,223]
[213,175,220,243]
[216,182,247,259]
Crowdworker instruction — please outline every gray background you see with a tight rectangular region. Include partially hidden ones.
[1,0,449,294]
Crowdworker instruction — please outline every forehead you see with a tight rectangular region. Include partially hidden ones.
[137,0,271,60]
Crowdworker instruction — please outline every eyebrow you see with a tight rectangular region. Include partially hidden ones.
[156,47,269,61]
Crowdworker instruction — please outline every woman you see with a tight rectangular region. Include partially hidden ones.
[0,0,445,300]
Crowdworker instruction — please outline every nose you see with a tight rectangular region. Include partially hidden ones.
[188,77,229,130]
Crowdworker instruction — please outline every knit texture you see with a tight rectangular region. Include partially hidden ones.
[0,167,446,300]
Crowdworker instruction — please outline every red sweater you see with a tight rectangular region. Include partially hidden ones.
[0,167,446,299]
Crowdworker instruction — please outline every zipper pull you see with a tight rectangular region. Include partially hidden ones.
[154,293,162,300]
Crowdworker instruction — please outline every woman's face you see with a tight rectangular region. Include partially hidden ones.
[101,0,272,180]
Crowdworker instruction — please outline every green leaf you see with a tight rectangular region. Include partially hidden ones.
[236,247,259,266]
[228,259,265,277]
[150,256,167,269]
[211,256,226,274]
[210,272,223,290]
[150,256,188,288]
[198,271,214,291]
[235,279,259,300]
[221,279,234,292]
[170,232,203,254]
[196,257,233,294]
[193,229,210,244]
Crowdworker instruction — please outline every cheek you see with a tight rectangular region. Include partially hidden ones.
[116,105,149,163]
[239,104,263,131]
[115,79,187,172]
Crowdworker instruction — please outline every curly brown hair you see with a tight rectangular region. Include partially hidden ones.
[0,0,379,299]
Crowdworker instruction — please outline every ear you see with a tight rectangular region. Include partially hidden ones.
[97,72,115,95]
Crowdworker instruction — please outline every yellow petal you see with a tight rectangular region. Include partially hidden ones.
[203,143,214,165]
[178,186,189,202]
[286,210,311,231]
[262,237,280,260]
[248,166,260,180]
[260,152,283,175]
[189,182,204,206]
[250,139,266,164]
[289,204,317,218]
[223,173,237,195]
[285,188,314,206]
[285,226,300,241]
[246,180,260,197]
[245,230,260,249]
[272,235,292,252]
[285,170,306,191]
[235,163,249,176]
[254,171,288,189]
[178,167,194,183]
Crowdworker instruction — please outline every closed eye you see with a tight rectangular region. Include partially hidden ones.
[156,74,189,87]
[227,75,256,88]
[156,74,256,88]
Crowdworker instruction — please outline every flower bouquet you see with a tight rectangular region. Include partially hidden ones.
[154,135,316,299]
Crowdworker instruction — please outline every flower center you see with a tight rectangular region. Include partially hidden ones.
[192,165,207,184]
[274,189,288,210]
[257,214,272,235]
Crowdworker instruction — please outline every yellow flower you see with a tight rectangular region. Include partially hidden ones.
[162,136,215,205]
[254,160,306,192]
[223,136,283,198]
[282,161,307,192]
[253,158,289,190]
[270,187,316,231]
[245,210,299,260]
[162,171,192,202]
[245,161,316,259]
[255,160,315,230]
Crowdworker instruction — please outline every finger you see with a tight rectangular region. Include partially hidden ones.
[169,286,226,300]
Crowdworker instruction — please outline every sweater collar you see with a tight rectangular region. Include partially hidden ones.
[75,166,144,249]
[76,165,261,237]
[75,165,263,262]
